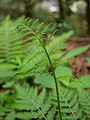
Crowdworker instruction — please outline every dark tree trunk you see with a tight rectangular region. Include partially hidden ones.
[58,0,64,22]
[86,0,90,34]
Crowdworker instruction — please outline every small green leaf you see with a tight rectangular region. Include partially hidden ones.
[63,45,90,59]
[55,66,73,86]
[0,107,7,116]
[0,70,15,78]
[77,75,90,88]
[34,74,55,88]
[6,111,15,120]
[67,75,90,88]
[3,80,15,88]
[55,66,72,77]
[0,64,17,70]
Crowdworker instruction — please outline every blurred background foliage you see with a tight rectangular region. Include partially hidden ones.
[0,1,90,119]
[0,0,89,36]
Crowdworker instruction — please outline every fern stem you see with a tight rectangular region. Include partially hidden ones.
[25,25,62,120]
[30,98,48,120]
[39,40,62,120]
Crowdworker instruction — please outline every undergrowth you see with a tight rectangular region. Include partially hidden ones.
[0,16,90,120]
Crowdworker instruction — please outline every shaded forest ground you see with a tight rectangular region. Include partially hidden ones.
[66,37,90,77]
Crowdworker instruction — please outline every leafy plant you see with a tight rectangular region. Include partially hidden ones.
[0,16,24,82]
[1,82,90,120]
[0,17,90,120]
[16,18,90,119]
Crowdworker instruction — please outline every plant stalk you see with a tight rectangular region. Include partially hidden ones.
[39,40,62,120]
[25,25,62,120]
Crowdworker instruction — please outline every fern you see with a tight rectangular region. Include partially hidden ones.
[0,82,90,119]
[2,84,56,120]
[50,84,90,120]
[16,18,89,79]
[78,89,90,119]
[13,84,49,120]
[34,74,90,119]
[16,18,73,79]
[17,18,67,119]
[0,17,90,120]
[0,16,25,82]
[0,16,23,64]
[16,18,90,120]
[0,17,89,81]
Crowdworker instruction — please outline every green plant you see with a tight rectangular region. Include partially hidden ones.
[16,18,90,119]
[1,81,90,120]
[0,16,89,81]
[0,16,25,84]
[17,18,65,119]
[0,17,90,120]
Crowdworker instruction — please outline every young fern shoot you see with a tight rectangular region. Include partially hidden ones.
[17,18,62,120]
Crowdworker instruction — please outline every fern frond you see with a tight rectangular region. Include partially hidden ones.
[78,89,90,119]
[0,16,25,81]
[12,84,51,120]
[0,16,23,64]
[16,19,73,78]
[50,83,90,120]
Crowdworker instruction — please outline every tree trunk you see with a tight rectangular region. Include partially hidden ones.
[86,0,90,34]
[58,0,64,22]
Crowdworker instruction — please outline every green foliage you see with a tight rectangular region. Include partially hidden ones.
[35,74,55,89]
[0,16,22,63]
[78,88,90,119]
[75,75,90,88]
[51,84,90,120]
[16,18,89,79]
[0,16,24,82]
[0,84,56,120]
[0,17,90,120]
[0,17,89,81]
[0,82,90,120]
[63,45,90,60]
[13,84,51,120]
[34,70,90,89]
[16,19,72,78]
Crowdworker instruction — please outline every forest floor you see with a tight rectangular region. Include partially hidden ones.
[66,37,90,77]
